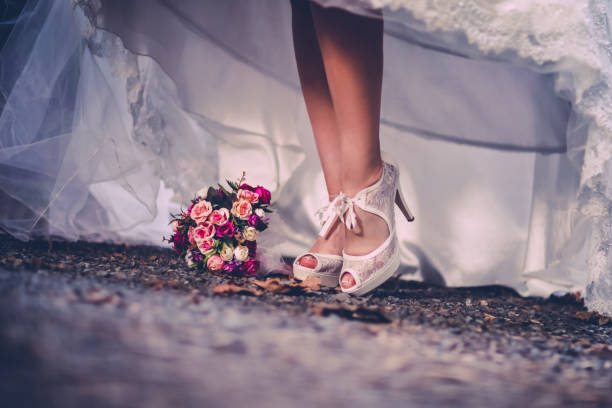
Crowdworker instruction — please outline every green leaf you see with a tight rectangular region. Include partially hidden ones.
[226,180,239,191]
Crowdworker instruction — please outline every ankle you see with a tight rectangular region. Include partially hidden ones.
[325,219,345,246]
[343,163,383,197]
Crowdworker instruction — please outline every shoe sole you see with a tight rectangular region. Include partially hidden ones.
[293,266,339,288]
[343,253,401,296]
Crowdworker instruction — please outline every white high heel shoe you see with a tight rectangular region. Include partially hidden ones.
[292,195,346,287]
[338,156,415,295]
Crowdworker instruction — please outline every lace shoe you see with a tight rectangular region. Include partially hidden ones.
[338,155,415,295]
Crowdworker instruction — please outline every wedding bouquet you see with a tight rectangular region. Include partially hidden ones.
[166,174,272,277]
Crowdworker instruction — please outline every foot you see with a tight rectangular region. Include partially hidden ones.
[340,165,389,290]
[298,219,345,268]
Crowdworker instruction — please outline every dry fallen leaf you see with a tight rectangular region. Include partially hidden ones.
[598,316,610,326]
[483,313,496,322]
[299,276,321,291]
[253,276,322,295]
[213,284,262,296]
[253,278,292,294]
[575,311,594,321]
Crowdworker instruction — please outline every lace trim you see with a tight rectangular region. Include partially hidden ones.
[343,236,398,283]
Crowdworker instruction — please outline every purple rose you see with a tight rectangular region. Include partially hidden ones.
[216,222,235,238]
[254,186,271,204]
[223,261,241,274]
[240,183,254,191]
[247,214,267,231]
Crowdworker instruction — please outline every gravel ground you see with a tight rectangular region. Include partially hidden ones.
[0,235,610,408]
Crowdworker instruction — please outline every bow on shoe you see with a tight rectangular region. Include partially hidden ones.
[342,197,359,232]
[316,193,364,238]
[316,193,347,238]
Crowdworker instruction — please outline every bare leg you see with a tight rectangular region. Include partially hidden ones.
[291,0,344,268]
[311,4,388,289]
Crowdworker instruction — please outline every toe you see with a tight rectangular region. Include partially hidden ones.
[340,271,356,289]
[298,255,318,269]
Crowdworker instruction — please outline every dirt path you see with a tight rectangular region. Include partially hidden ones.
[0,236,610,407]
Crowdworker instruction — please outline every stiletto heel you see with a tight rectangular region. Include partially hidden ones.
[382,151,415,222]
[395,185,415,222]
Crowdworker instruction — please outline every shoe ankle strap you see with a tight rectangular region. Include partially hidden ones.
[317,193,348,238]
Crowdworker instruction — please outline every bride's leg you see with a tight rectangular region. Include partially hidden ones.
[291,0,344,268]
[311,4,388,288]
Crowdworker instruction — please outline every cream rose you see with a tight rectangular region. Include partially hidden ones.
[209,208,230,226]
[237,189,259,204]
[185,251,197,267]
[220,243,234,261]
[192,222,215,242]
[197,238,216,255]
[190,200,213,223]
[233,245,249,262]
[206,254,224,272]
[196,188,208,199]
[254,208,265,218]
[172,220,179,233]
[243,226,257,241]
[231,199,252,220]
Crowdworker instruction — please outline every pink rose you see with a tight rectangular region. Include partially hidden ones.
[188,227,196,245]
[216,222,235,238]
[206,254,224,271]
[190,200,213,223]
[237,189,259,204]
[192,221,216,242]
[254,186,271,204]
[209,208,230,226]
[197,238,216,255]
[231,199,252,220]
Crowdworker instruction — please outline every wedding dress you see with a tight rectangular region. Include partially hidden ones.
[1,0,611,316]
